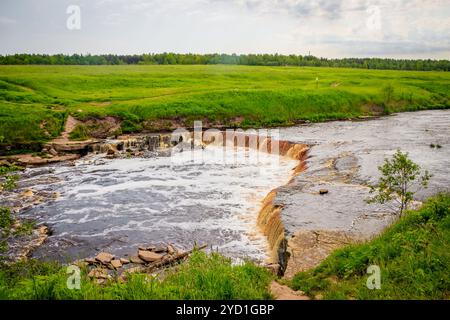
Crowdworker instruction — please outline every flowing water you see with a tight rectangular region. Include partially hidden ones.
[20,109,450,263]
[24,147,297,263]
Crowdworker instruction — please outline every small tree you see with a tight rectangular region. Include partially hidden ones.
[367,150,431,216]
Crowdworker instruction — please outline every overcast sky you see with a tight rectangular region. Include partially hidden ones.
[0,0,449,58]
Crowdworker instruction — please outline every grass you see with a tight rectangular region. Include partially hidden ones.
[0,207,13,234]
[0,163,22,192]
[0,251,273,300]
[289,193,450,300]
[0,65,449,154]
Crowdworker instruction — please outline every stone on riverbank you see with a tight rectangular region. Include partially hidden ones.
[110,259,122,269]
[95,252,114,264]
[138,250,163,263]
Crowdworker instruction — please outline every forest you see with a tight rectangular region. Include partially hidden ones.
[1,53,449,71]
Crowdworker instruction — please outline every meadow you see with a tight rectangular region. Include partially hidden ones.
[0,64,449,153]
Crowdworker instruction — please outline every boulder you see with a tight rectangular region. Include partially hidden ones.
[319,189,329,195]
[110,259,122,269]
[138,250,163,263]
[120,258,130,264]
[85,257,96,264]
[95,252,114,264]
[130,255,145,264]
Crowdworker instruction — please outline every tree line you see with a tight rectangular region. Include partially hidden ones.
[0,53,449,71]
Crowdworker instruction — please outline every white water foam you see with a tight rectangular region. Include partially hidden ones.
[26,146,297,263]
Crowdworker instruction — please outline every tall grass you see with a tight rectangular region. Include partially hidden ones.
[0,251,273,300]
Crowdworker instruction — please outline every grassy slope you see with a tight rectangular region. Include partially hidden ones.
[289,193,450,300]
[0,251,272,300]
[1,65,449,152]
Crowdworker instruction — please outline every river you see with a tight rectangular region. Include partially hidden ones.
[17,110,450,264]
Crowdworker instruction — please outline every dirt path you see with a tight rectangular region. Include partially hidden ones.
[54,115,79,142]
[269,281,310,300]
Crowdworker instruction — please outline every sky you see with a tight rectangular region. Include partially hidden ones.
[0,0,449,59]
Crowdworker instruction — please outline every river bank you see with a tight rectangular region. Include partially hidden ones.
[0,110,449,282]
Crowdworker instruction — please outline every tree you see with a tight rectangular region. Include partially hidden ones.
[367,150,431,216]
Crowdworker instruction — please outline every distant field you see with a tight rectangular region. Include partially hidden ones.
[0,65,449,152]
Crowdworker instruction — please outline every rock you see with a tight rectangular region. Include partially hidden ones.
[130,255,145,264]
[153,245,167,253]
[120,258,130,264]
[138,250,163,263]
[319,189,329,195]
[126,266,144,274]
[21,189,34,197]
[106,145,118,156]
[315,294,323,300]
[110,259,122,269]
[95,252,114,264]
[167,245,175,255]
[85,257,96,264]
[88,267,109,279]
[15,225,49,260]
[117,275,127,283]
[48,147,58,156]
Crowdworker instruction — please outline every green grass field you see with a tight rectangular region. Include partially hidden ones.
[0,65,449,152]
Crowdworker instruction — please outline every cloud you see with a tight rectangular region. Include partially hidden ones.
[0,16,17,25]
[0,0,449,58]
